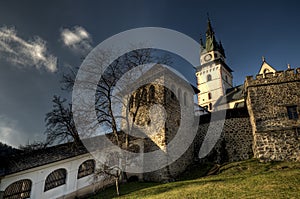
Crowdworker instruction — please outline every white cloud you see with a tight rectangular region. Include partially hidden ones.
[0,115,27,148]
[61,26,93,54]
[0,26,57,72]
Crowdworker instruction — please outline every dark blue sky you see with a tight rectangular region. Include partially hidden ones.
[0,0,299,147]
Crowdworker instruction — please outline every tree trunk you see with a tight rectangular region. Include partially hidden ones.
[115,177,120,196]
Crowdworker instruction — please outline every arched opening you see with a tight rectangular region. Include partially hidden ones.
[209,103,212,111]
[129,95,134,109]
[149,85,155,102]
[207,74,212,82]
[78,159,96,179]
[141,87,147,102]
[44,168,67,191]
[3,179,32,199]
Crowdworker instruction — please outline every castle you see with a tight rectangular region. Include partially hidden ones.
[0,20,300,198]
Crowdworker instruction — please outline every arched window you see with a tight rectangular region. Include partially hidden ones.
[44,168,67,191]
[207,74,212,82]
[183,92,187,106]
[141,87,147,102]
[177,88,182,102]
[78,159,96,179]
[209,103,212,110]
[208,92,212,100]
[149,85,155,102]
[3,179,32,199]
[129,95,134,109]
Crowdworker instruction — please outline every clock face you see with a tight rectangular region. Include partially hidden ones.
[204,54,212,61]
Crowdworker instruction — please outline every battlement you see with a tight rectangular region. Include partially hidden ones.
[245,68,300,88]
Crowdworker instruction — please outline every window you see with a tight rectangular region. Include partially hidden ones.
[225,75,228,82]
[208,92,212,100]
[207,74,212,82]
[78,159,95,179]
[209,103,212,110]
[3,179,32,199]
[183,92,187,106]
[129,95,134,109]
[141,88,147,102]
[287,105,298,120]
[44,168,67,191]
[149,85,155,102]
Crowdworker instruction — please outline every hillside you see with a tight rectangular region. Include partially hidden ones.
[89,159,300,199]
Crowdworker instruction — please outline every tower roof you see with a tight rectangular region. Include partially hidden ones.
[201,18,225,57]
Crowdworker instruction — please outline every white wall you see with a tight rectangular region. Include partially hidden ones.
[0,153,98,199]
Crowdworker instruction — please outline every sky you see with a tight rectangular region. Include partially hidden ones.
[0,0,300,147]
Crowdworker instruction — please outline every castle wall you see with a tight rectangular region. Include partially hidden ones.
[245,69,300,162]
[196,108,253,164]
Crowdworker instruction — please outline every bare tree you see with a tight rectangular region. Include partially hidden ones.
[45,47,171,195]
[44,95,81,146]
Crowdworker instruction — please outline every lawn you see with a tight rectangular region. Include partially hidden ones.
[89,159,300,199]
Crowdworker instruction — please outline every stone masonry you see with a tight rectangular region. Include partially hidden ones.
[245,68,300,162]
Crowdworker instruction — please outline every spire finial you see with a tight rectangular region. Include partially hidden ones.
[207,12,210,22]
[288,63,291,69]
[262,56,265,62]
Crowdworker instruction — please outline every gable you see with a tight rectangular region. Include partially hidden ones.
[258,61,277,74]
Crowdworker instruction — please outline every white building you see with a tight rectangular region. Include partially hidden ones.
[0,142,115,199]
[195,19,233,111]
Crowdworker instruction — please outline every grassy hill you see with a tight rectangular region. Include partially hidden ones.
[89,159,300,199]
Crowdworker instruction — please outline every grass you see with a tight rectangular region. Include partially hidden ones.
[89,159,300,199]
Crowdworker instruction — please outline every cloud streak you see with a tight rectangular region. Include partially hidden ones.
[0,26,57,72]
[0,115,27,148]
[61,26,93,54]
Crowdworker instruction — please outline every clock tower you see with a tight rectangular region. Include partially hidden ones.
[196,19,233,111]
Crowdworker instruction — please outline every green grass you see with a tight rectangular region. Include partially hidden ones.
[89,159,300,199]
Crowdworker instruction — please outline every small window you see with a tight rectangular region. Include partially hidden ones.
[287,106,298,120]
[129,95,134,109]
[208,92,212,100]
[3,179,32,199]
[209,103,212,111]
[207,74,212,82]
[149,85,155,102]
[225,75,228,82]
[78,159,95,179]
[44,169,67,191]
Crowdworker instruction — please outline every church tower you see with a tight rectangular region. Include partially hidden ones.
[195,19,233,111]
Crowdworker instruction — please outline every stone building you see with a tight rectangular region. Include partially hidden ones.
[245,67,300,162]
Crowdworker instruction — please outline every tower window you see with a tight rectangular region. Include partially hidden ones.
[208,93,212,100]
[207,74,212,82]
[287,105,298,120]
[209,103,212,110]
[225,75,228,82]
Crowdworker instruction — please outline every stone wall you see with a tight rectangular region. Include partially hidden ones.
[245,68,300,162]
[196,108,253,164]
